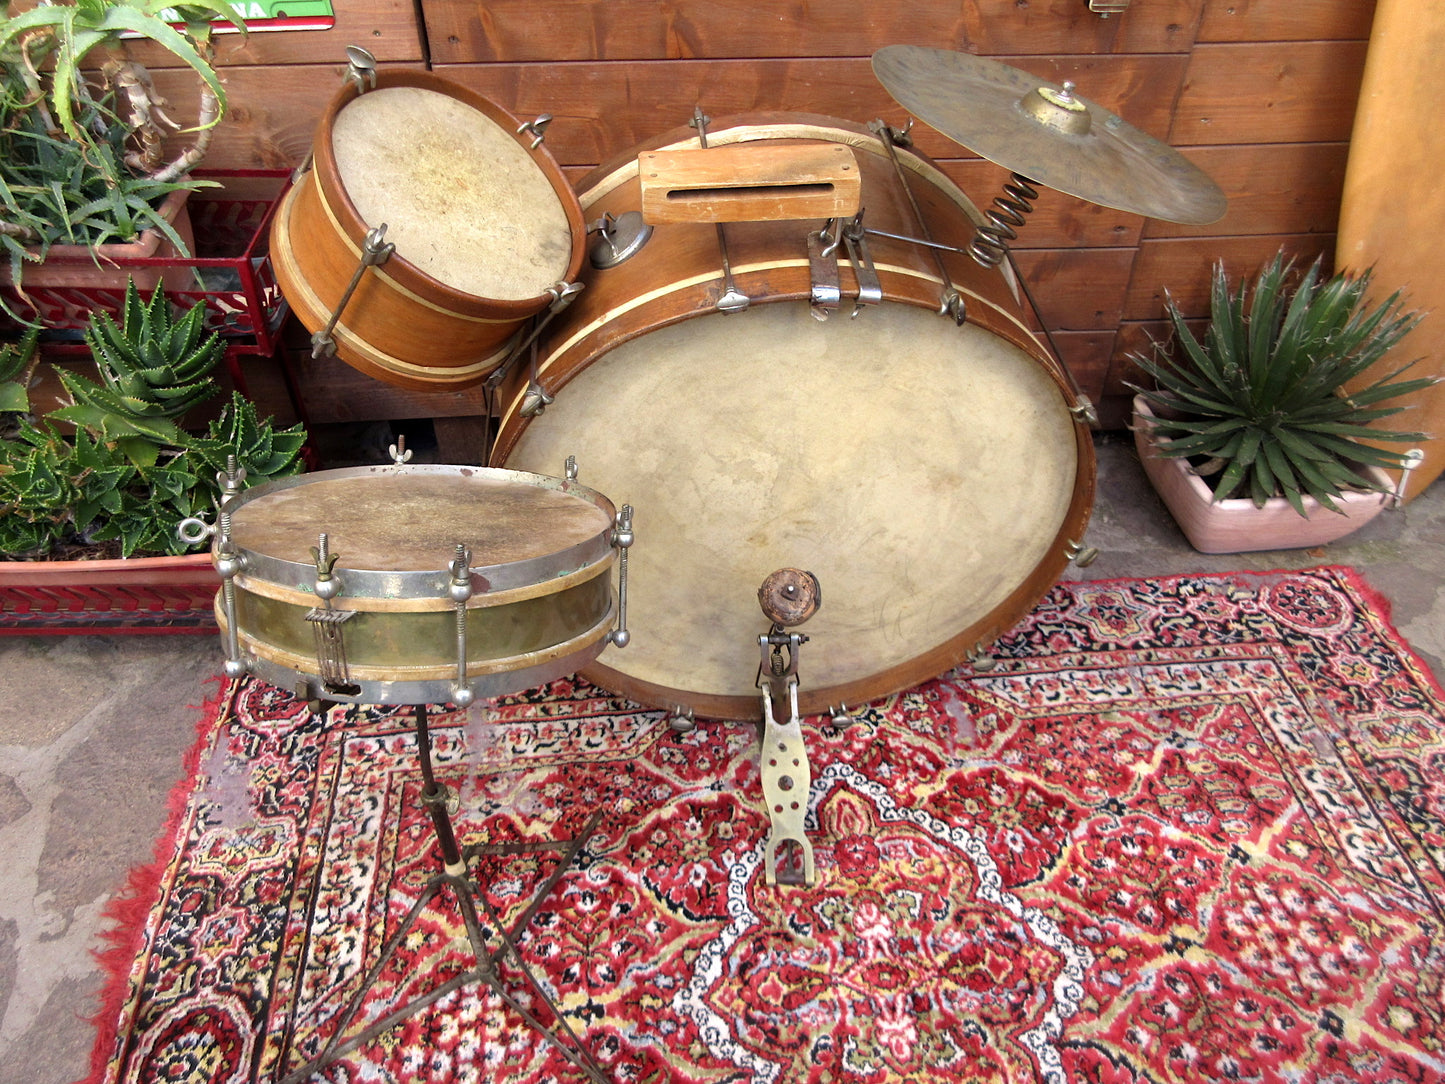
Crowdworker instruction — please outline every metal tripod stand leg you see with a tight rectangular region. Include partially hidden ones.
[276,704,609,1084]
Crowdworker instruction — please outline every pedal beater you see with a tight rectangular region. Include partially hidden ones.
[755,569,821,887]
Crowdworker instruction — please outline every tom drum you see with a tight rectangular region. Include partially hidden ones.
[271,70,586,390]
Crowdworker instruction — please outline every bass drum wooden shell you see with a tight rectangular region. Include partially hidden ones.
[492,113,1096,721]
[271,70,586,391]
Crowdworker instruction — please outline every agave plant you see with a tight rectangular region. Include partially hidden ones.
[1131,251,1436,515]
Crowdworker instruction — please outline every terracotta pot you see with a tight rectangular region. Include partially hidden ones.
[1132,396,1393,554]
[3,189,195,313]
[0,551,217,635]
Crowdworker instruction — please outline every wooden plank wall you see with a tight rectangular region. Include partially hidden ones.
[143,0,1376,429]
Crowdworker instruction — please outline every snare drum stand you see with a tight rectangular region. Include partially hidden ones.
[277,702,610,1084]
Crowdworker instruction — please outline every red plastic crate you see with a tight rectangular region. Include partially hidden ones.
[1,169,292,355]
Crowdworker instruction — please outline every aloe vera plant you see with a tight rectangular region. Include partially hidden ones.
[0,1,245,171]
[0,325,37,413]
[51,278,224,464]
[1131,251,1436,515]
[1,2,247,317]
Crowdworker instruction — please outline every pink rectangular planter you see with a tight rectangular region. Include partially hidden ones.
[1132,396,1393,554]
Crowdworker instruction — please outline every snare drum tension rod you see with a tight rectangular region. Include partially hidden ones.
[609,505,634,648]
[177,456,249,680]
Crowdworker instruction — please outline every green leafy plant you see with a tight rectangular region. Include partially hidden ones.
[0,324,37,411]
[0,280,306,558]
[0,1,244,166]
[52,276,223,463]
[0,102,202,277]
[1130,250,1436,515]
[192,391,310,481]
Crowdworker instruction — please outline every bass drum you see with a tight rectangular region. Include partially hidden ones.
[491,113,1095,721]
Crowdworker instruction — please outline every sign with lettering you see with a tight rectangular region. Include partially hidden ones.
[154,2,336,32]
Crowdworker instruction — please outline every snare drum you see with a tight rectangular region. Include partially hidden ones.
[271,70,587,390]
[208,464,621,706]
[491,113,1095,721]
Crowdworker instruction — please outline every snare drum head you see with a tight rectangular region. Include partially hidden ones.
[229,470,612,572]
[332,86,573,301]
[505,301,1082,715]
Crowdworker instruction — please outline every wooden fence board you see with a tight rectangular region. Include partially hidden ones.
[1171,41,1369,145]
[1123,233,1335,321]
[104,1,425,67]
[151,63,427,170]
[423,0,1205,63]
[1143,141,1350,239]
[1011,248,1137,332]
[35,0,1369,431]
[1195,0,1376,43]
[437,55,1188,168]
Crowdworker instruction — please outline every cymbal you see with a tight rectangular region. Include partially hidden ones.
[871,45,1227,225]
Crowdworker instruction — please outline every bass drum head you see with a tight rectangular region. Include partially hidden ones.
[503,299,1085,720]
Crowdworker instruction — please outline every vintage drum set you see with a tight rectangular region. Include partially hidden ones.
[183,42,1224,1080]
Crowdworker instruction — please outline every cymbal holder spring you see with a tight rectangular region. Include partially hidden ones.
[957,173,1096,423]
[969,173,1039,268]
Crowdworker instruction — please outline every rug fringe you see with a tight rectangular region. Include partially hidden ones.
[80,675,235,1084]
[1320,565,1445,698]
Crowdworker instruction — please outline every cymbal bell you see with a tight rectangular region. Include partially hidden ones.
[871,45,1227,225]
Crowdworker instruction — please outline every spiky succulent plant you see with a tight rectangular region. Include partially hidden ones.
[0,326,38,414]
[190,391,308,486]
[1131,251,1435,515]
[0,282,307,558]
[51,278,223,464]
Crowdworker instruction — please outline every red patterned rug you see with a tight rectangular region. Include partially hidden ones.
[87,567,1445,1083]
